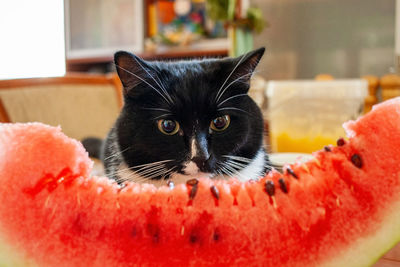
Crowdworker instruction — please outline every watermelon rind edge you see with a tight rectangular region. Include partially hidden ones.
[321,199,400,267]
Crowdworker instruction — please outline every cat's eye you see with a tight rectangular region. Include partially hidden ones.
[210,115,230,132]
[158,119,180,135]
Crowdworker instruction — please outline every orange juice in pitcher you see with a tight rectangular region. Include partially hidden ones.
[266,80,367,153]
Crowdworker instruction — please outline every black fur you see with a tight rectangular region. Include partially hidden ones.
[81,137,103,159]
[100,48,270,182]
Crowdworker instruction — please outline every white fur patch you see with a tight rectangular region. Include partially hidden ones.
[190,138,197,158]
[235,149,265,181]
[183,161,199,175]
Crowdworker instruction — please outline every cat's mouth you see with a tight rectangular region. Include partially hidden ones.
[182,160,203,176]
[167,171,214,185]
[165,160,214,184]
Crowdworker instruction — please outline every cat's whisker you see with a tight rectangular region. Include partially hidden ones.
[141,168,169,180]
[154,74,172,104]
[125,159,173,170]
[215,54,246,102]
[223,168,237,179]
[224,163,248,181]
[217,93,248,108]
[147,166,177,180]
[120,175,147,184]
[225,161,245,172]
[217,164,235,177]
[160,168,175,179]
[227,159,249,169]
[152,114,173,121]
[103,146,132,161]
[223,164,238,175]
[118,168,161,184]
[214,163,226,175]
[116,173,139,184]
[133,164,166,177]
[115,159,176,184]
[130,165,176,182]
[226,160,247,170]
[116,163,169,178]
[154,74,168,93]
[215,72,254,104]
[142,107,172,113]
[223,155,253,163]
[115,63,172,106]
[217,107,250,115]
[232,160,251,166]
[128,173,154,183]
[211,170,221,178]
[217,167,229,177]
[132,57,174,104]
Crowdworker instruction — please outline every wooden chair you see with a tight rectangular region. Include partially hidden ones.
[0,73,123,140]
[380,74,400,102]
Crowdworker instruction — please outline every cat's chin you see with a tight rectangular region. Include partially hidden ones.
[129,172,217,188]
[168,172,214,185]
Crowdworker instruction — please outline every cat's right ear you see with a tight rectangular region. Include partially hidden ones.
[114,51,153,92]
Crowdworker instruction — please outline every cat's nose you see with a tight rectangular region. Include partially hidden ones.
[190,133,210,169]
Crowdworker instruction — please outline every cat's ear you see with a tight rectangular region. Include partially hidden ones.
[114,51,154,92]
[225,47,265,84]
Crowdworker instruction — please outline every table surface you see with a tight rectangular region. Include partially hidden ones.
[374,243,400,266]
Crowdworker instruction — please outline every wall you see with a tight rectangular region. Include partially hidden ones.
[253,0,396,79]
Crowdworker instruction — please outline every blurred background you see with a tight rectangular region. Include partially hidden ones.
[65,0,398,79]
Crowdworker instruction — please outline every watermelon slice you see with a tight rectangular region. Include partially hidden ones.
[0,98,400,267]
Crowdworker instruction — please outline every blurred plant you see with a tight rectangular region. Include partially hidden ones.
[206,0,267,34]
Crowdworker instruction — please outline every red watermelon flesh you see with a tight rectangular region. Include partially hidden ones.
[0,99,400,266]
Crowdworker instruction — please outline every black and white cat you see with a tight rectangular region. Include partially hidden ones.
[98,48,270,186]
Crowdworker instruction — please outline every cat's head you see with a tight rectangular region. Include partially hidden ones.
[113,48,268,185]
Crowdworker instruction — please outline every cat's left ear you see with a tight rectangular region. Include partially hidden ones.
[226,47,265,84]
[114,51,156,94]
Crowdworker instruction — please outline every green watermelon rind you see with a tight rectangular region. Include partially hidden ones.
[0,235,38,267]
[322,200,400,267]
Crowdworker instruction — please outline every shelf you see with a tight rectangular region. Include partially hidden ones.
[66,38,229,72]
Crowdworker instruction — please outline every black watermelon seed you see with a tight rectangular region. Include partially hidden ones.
[278,178,288,193]
[210,185,219,200]
[190,234,197,243]
[351,154,363,168]
[153,233,160,243]
[131,227,137,237]
[213,230,220,242]
[337,138,346,146]
[189,184,198,200]
[324,146,331,152]
[186,179,199,186]
[286,167,298,179]
[167,180,174,189]
[265,180,275,196]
